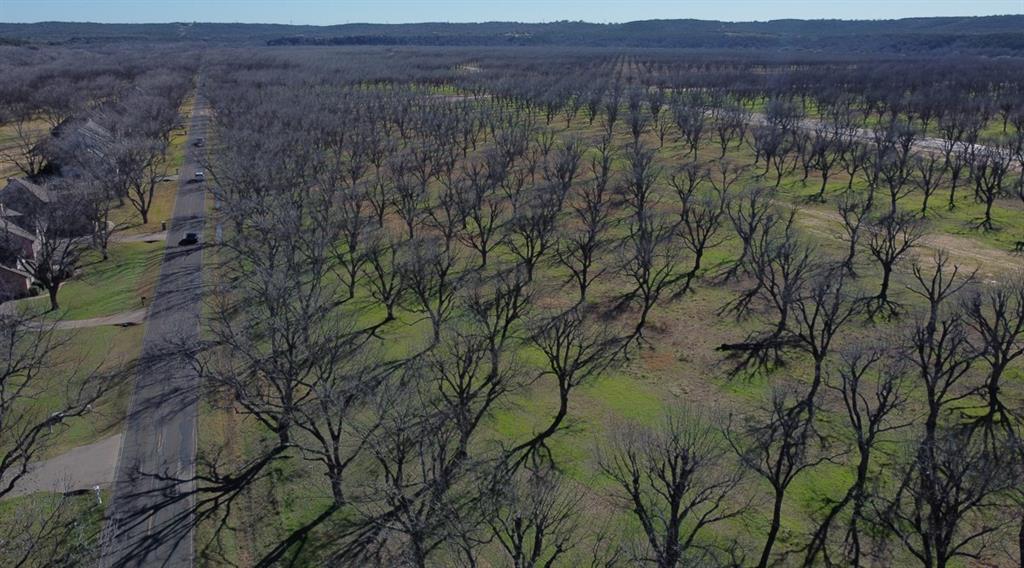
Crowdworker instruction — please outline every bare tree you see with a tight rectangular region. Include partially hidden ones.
[671,164,730,296]
[807,124,846,201]
[81,179,126,261]
[802,344,909,567]
[961,276,1024,431]
[628,104,651,146]
[865,211,925,318]
[602,89,621,136]
[350,311,522,566]
[969,148,1011,231]
[488,467,581,568]
[123,138,170,225]
[673,99,707,159]
[362,227,406,325]
[0,488,103,567]
[511,309,620,466]
[3,189,91,311]
[836,189,873,276]
[875,430,1016,568]
[504,186,560,283]
[333,184,372,301]
[0,104,48,176]
[554,176,612,307]
[726,388,834,568]
[841,142,869,190]
[718,215,818,374]
[788,267,863,410]
[714,106,750,158]
[398,236,463,344]
[721,185,776,281]
[601,410,746,567]
[752,125,792,187]
[0,311,115,499]
[456,160,508,269]
[619,211,686,343]
[914,153,947,216]
[620,141,662,222]
[872,120,917,216]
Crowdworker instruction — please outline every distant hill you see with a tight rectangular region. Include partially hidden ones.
[0,16,1022,54]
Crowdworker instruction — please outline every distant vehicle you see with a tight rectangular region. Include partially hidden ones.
[178,232,199,246]
[194,138,204,147]
[194,170,204,180]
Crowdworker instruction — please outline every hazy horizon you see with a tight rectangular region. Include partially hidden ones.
[3,0,1022,26]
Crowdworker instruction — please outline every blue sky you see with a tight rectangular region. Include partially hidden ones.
[2,0,1022,25]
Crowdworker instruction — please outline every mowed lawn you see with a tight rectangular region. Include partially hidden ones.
[28,241,165,320]
[40,324,146,457]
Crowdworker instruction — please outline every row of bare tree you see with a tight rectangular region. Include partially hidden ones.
[134,59,1024,567]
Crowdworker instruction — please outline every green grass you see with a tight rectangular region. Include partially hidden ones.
[40,324,145,457]
[0,490,106,565]
[27,241,164,320]
[581,370,665,424]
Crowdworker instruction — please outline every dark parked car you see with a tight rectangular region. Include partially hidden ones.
[193,138,204,147]
[178,232,199,246]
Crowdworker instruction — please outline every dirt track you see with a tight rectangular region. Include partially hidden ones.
[793,204,1020,279]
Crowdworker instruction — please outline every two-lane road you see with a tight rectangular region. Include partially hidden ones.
[101,91,209,567]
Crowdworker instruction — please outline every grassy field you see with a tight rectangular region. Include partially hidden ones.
[40,324,146,457]
[22,240,164,320]
[0,117,50,179]
[0,489,107,565]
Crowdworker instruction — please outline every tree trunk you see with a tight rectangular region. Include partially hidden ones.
[329,471,345,506]
[1018,514,1024,568]
[758,487,785,568]
[816,174,829,200]
[877,265,892,304]
[47,285,60,311]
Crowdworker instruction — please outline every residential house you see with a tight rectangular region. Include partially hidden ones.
[47,115,116,178]
[0,206,38,301]
[0,265,32,301]
[0,177,50,225]
[0,212,38,260]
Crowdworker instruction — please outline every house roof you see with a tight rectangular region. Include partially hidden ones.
[53,116,116,148]
[0,219,37,243]
[0,205,23,219]
[2,177,51,204]
[79,118,116,146]
[0,263,32,280]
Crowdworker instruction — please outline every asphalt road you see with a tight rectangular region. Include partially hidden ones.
[100,91,209,568]
[748,112,997,156]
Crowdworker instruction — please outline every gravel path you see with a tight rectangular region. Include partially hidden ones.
[50,308,148,329]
